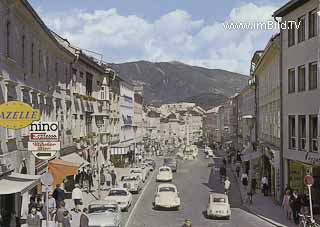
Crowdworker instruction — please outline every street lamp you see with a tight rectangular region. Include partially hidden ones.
[96,117,104,199]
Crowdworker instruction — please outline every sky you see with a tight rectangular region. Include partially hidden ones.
[29,0,287,75]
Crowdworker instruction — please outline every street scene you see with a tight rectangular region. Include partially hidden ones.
[1,0,320,226]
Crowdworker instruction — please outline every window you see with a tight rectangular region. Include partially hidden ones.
[31,43,34,73]
[6,129,15,139]
[309,9,318,38]
[22,35,25,67]
[38,49,41,78]
[289,116,296,149]
[297,16,305,43]
[310,115,318,152]
[6,21,10,57]
[288,23,295,47]
[55,62,58,80]
[86,72,93,96]
[298,65,305,91]
[101,86,105,100]
[46,55,49,80]
[309,62,317,90]
[288,68,295,93]
[65,67,69,89]
[298,115,306,151]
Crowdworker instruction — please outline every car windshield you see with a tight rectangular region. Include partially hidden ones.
[164,159,175,164]
[121,176,137,181]
[160,168,170,172]
[88,205,118,213]
[131,169,142,173]
[159,187,176,192]
[109,190,127,196]
[213,197,226,203]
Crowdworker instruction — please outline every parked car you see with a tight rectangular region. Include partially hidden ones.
[87,200,122,227]
[120,175,142,194]
[154,183,180,210]
[156,166,173,182]
[206,193,231,219]
[104,188,132,212]
[130,167,146,182]
[163,158,177,172]
[144,159,156,171]
[207,150,214,157]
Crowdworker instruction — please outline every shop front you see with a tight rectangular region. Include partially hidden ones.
[285,151,320,214]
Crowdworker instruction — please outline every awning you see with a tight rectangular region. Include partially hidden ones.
[48,159,79,186]
[0,172,41,195]
[241,151,263,162]
[60,153,90,169]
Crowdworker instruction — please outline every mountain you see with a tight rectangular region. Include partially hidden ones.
[111,61,248,109]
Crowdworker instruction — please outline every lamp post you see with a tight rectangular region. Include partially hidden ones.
[96,119,103,200]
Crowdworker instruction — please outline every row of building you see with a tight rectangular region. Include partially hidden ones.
[0,0,146,179]
[203,0,320,206]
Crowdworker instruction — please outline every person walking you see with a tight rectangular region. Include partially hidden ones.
[251,177,257,194]
[62,210,72,227]
[241,172,248,189]
[52,184,65,208]
[261,176,268,196]
[27,208,41,227]
[28,196,37,214]
[47,192,56,221]
[105,170,112,190]
[111,170,117,188]
[235,164,240,178]
[71,184,83,213]
[80,208,89,227]
[100,168,106,190]
[55,201,68,227]
[87,168,94,192]
[282,190,292,220]
[224,177,231,195]
[290,191,301,225]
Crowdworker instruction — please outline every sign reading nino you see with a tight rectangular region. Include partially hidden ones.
[0,101,40,129]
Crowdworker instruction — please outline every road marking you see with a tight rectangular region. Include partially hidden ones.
[125,168,156,227]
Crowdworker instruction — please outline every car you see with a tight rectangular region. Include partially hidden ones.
[163,158,177,172]
[87,200,122,227]
[130,167,146,182]
[104,188,132,212]
[156,166,173,182]
[206,193,231,219]
[144,159,156,171]
[120,175,142,194]
[208,150,214,157]
[138,163,150,178]
[154,183,180,210]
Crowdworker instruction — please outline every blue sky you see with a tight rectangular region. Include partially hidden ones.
[29,0,287,74]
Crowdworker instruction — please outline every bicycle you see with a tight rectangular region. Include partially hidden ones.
[299,213,320,227]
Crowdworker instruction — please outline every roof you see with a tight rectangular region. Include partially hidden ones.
[89,200,118,206]
[206,106,220,114]
[157,183,177,188]
[273,0,310,17]
[209,193,228,198]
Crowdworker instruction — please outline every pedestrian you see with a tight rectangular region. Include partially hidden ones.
[27,208,41,227]
[251,178,257,194]
[35,196,44,219]
[100,168,106,190]
[111,170,117,188]
[62,210,71,227]
[235,164,240,178]
[87,168,94,192]
[282,190,292,220]
[241,172,248,188]
[290,190,301,225]
[261,175,268,196]
[55,201,68,227]
[223,158,227,166]
[80,208,89,227]
[28,196,37,214]
[71,184,83,213]
[105,170,111,190]
[224,177,231,195]
[52,184,65,208]
[47,192,56,221]
[219,166,226,182]
[138,154,142,163]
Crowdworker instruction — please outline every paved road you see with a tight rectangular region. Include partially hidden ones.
[127,151,277,227]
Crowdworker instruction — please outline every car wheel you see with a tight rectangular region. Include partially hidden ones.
[226,216,230,220]
[176,206,180,211]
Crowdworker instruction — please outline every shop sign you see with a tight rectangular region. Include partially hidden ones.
[29,121,59,141]
[28,141,60,160]
[0,101,40,129]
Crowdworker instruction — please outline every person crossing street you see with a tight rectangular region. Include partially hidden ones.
[224,177,231,195]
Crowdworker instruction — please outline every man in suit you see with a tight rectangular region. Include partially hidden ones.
[27,208,41,227]
[52,184,65,208]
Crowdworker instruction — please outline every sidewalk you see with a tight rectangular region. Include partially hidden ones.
[230,165,296,227]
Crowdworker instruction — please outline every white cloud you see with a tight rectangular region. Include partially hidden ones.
[43,3,279,75]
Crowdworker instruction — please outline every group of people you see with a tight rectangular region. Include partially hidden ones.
[282,188,310,225]
[75,167,95,192]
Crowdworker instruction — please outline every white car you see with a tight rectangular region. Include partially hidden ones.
[154,183,180,210]
[120,175,142,194]
[104,188,132,212]
[87,200,121,227]
[207,193,231,219]
[208,150,214,157]
[130,168,146,182]
[156,166,173,182]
